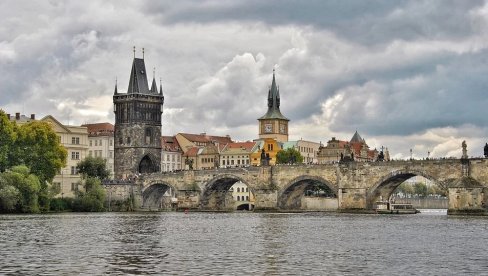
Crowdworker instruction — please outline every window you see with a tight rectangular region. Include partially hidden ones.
[71,152,80,160]
[95,140,98,146]
[71,183,78,191]
[246,196,249,201]
[110,151,113,158]
[109,139,113,146]
[89,150,92,157]
[53,182,61,191]
[145,128,153,144]
[172,155,175,162]
[237,196,240,201]
[268,144,273,151]
[70,166,77,175]
[127,137,131,144]
[72,137,80,145]
[99,140,102,146]
[167,155,170,161]
[57,136,61,143]
[89,140,92,146]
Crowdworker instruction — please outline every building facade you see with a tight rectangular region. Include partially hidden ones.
[258,71,290,143]
[283,139,321,164]
[42,115,89,198]
[161,136,183,172]
[113,53,165,179]
[83,123,115,178]
[317,131,379,163]
[220,141,256,168]
[250,138,283,166]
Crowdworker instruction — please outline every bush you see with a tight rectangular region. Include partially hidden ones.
[50,198,73,212]
[72,177,106,212]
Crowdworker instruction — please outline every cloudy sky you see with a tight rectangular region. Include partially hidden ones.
[2,0,488,159]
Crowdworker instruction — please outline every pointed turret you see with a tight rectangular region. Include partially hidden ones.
[113,78,118,95]
[159,78,164,96]
[127,56,150,94]
[150,77,158,94]
[259,70,288,120]
[350,131,363,143]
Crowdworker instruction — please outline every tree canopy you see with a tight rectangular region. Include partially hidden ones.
[276,148,304,164]
[77,156,111,180]
[0,165,41,213]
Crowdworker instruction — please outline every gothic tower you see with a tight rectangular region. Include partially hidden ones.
[113,50,164,179]
[258,70,289,142]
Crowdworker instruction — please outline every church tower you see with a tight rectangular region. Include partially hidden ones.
[258,70,289,142]
[113,49,165,179]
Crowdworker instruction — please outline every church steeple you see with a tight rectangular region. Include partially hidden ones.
[268,69,280,109]
[259,70,288,121]
[258,69,289,142]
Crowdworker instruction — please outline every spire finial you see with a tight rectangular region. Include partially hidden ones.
[153,67,155,79]
[142,47,145,59]
[133,46,135,58]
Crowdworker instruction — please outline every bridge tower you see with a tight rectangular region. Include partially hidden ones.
[113,49,165,179]
[258,70,290,142]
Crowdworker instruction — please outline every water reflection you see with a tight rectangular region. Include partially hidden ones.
[1,211,488,275]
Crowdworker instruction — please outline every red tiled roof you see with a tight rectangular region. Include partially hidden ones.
[179,133,233,144]
[183,147,199,157]
[161,135,182,152]
[82,123,114,136]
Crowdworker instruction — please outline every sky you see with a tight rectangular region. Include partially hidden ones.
[2,0,488,159]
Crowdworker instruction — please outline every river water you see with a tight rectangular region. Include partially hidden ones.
[1,210,487,275]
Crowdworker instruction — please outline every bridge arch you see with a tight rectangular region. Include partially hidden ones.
[200,174,253,211]
[367,169,446,209]
[279,175,338,210]
[141,181,177,210]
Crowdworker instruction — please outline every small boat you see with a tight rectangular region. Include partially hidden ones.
[374,201,420,214]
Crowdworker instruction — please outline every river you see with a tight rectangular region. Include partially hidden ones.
[1,210,487,275]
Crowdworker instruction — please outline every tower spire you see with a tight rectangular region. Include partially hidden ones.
[133,46,135,58]
[142,47,145,59]
[114,77,118,95]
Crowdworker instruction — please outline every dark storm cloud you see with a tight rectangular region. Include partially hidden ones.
[143,0,484,44]
[2,0,488,158]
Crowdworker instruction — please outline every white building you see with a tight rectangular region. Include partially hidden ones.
[161,136,183,172]
[220,141,256,168]
[283,139,321,164]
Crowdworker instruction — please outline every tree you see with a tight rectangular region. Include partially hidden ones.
[276,148,303,164]
[413,182,428,198]
[0,165,41,213]
[9,121,67,184]
[73,177,106,212]
[77,156,110,180]
[0,110,14,173]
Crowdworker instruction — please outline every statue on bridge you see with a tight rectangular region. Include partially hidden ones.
[484,143,488,158]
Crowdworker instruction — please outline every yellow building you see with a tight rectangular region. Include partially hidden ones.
[257,71,290,143]
[250,138,283,166]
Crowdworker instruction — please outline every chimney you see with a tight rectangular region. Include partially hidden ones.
[30,114,35,120]
[15,113,20,120]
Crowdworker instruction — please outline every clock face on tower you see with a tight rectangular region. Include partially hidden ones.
[280,124,286,134]
[264,123,273,133]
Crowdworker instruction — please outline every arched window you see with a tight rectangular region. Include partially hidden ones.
[237,196,240,201]
[237,187,240,192]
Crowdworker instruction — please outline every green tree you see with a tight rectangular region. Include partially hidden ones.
[73,177,106,212]
[276,148,303,164]
[76,156,110,180]
[0,110,14,173]
[414,182,428,198]
[10,121,67,184]
[0,165,41,213]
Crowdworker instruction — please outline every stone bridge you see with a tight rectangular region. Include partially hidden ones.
[127,158,488,213]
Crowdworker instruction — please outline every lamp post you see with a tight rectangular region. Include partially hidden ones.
[410,149,413,160]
